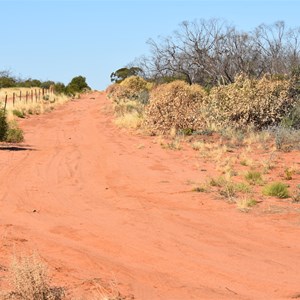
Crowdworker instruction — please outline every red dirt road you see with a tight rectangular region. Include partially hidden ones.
[1,92,300,299]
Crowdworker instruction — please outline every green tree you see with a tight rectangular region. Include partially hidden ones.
[40,80,55,89]
[110,67,143,83]
[66,76,90,95]
[0,71,16,88]
[53,82,66,94]
[19,78,42,88]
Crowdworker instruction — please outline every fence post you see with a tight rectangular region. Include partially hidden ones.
[31,90,33,102]
[13,93,15,107]
[26,91,28,104]
[19,91,22,102]
[4,95,7,112]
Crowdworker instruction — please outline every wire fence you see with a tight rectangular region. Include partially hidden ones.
[1,88,53,112]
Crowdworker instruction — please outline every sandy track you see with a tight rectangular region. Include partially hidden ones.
[0,92,300,299]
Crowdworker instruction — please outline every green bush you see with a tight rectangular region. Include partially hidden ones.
[13,109,25,118]
[262,182,289,198]
[40,80,55,89]
[5,122,24,143]
[110,67,143,83]
[53,82,66,94]
[66,75,90,95]
[0,75,16,88]
[0,110,8,141]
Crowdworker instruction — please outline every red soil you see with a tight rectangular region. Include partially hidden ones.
[0,92,300,299]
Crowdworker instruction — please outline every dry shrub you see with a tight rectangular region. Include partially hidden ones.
[7,253,64,300]
[144,80,207,135]
[105,83,119,96]
[107,76,151,105]
[106,84,129,103]
[119,76,149,91]
[106,77,151,130]
[207,74,295,129]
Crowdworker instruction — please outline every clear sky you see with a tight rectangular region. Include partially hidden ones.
[0,0,299,90]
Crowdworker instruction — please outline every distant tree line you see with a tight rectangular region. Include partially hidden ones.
[0,71,91,95]
[129,19,300,88]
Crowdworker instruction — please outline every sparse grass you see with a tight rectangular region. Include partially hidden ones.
[234,182,252,193]
[236,198,258,212]
[192,183,210,193]
[216,157,238,178]
[291,184,300,203]
[240,159,248,166]
[160,137,182,150]
[244,170,263,185]
[209,176,226,187]
[219,181,236,200]
[261,151,277,174]
[262,182,290,199]
[114,111,143,129]
[113,100,143,116]
[274,127,300,151]
[191,141,205,151]
[209,176,237,200]
[192,187,206,192]
[243,130,271,150]
[5,253,64,300]
[284,167,295,180]
[239,152,253,167]
[90,279,125,300]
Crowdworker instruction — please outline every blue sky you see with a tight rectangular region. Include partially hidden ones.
[0,0,299,90]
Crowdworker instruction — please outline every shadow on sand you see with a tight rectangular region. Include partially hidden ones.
[0,145,36,151]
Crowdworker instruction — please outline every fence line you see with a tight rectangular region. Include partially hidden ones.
[1,88,53,111]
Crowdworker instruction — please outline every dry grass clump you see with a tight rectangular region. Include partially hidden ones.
[114,111,143,129]
[244,170,264,185]
[5,253,64,300]
[91,279,127,300]
[113,100,144,117]
[262,182,290,198]
[236,198,258,212]
[144,80,207,135]
[207,74,295,129]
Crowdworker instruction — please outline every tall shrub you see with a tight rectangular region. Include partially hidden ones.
[144,80,207,135]
[207,75,295,129]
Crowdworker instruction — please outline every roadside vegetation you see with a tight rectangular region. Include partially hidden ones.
[107,19,300,214]
[0,253,128,300]
[0,73,91,144]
